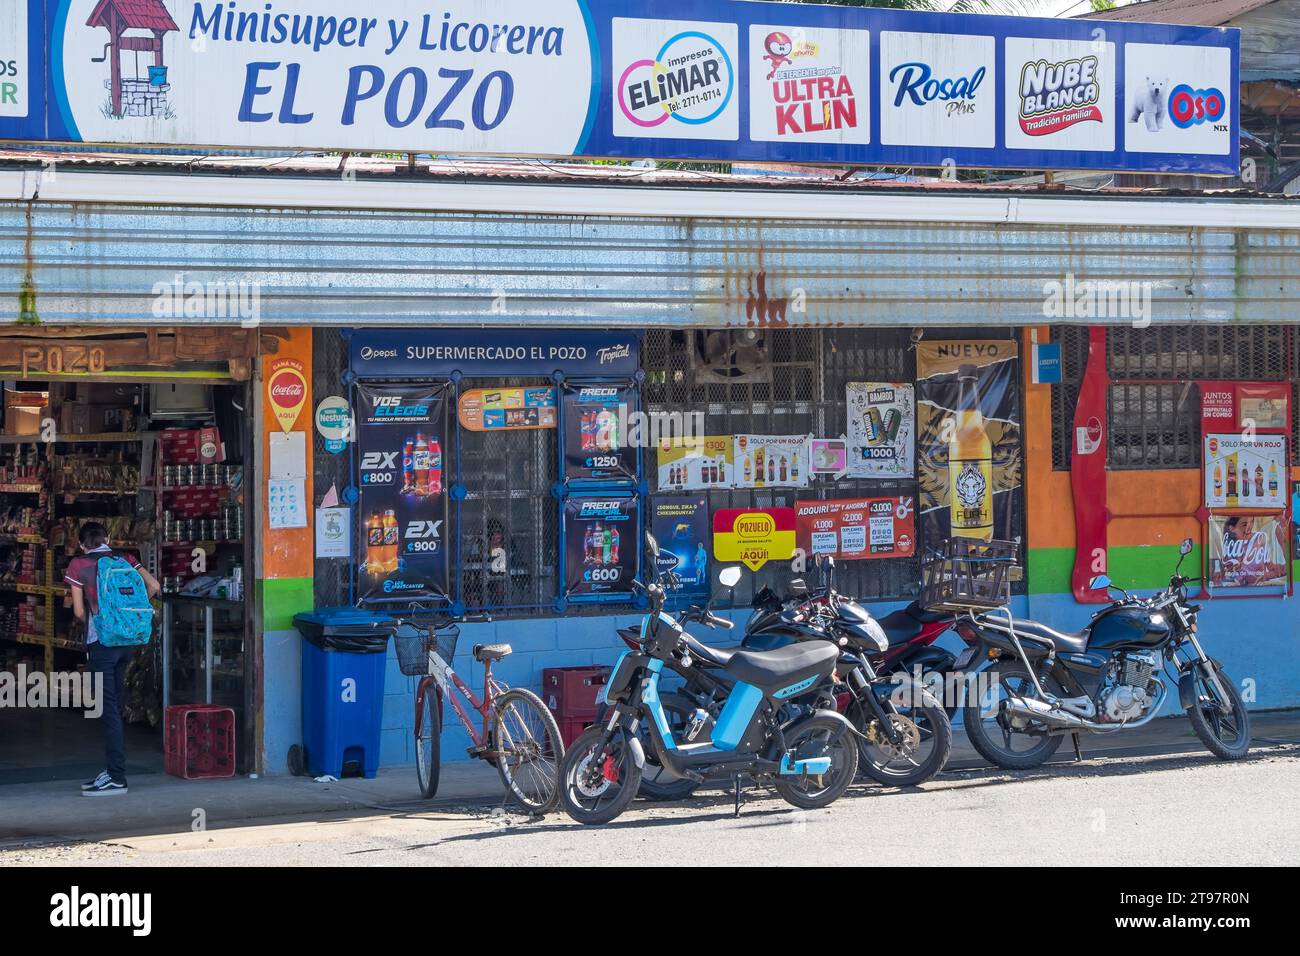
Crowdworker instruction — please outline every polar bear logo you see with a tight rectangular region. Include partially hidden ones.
[1128,75,1167,132]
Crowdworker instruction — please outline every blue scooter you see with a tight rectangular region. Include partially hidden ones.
[558,534,860,825]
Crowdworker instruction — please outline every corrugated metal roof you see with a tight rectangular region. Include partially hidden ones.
[1083,0,1276,24]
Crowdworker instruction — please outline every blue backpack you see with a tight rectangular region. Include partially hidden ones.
[93,554,154,647]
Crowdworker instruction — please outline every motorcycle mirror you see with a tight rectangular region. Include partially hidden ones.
[1179,538,1194,557]
[645,532,660,560]
[718,566,742,589]
[1088,574,1112,591]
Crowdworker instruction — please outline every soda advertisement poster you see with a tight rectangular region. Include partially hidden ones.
[563,385,638,484]
[657,435,735,491]
[1208,514,1289,592]
[732,434,811,489]
[846,382,914,478]
[1204,433,1286,510]
[916,341,1022,545]
[651,496,710,602]
[458,387,556,432]
[794,496,916,562]
[564,496,639,600]
[713,507,797,571]
[355,384,450,604]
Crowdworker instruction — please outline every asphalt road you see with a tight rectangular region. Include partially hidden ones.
[5,740,1297,867]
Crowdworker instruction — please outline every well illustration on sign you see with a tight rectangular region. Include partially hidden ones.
[87,0,179,119]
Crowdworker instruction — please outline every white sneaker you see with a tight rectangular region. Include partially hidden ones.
[82,778,128,797]
[81,770,110,791]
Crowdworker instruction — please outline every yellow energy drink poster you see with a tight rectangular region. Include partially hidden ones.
[916,341,1021,545]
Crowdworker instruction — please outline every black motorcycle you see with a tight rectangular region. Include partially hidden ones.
[957,537,1251,769]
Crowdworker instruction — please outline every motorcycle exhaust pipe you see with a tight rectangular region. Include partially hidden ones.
[1001,696,1090,730]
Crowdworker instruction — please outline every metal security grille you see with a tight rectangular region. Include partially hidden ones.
[644,328,923,606]
[1051,325,1294,471]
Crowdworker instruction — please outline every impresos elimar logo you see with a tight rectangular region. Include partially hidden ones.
[617,27,734,130]
[1018,56,1102,135]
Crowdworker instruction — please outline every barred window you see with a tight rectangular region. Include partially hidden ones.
[1051,325,1293,471]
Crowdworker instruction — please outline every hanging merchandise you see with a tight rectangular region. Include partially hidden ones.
[563,496,639,601]
[650,496,710,602]
[355,384,450,603]
[732,435,811,489]
[563,384,638,484]
[846,383,914,478]
[916,341,1022,545]
[657,435,735,491]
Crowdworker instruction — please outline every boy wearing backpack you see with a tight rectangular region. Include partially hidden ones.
[65,522,161,796]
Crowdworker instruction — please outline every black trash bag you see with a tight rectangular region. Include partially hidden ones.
[294,609,397,654]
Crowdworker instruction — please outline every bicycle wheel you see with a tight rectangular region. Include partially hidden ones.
[492,688,564,813]
[415,682,441,799]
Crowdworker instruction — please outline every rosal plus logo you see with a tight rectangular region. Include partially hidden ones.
[1169,84,1225,128]
[617,30,734,129]
[1018,56,1102,136]
[889,62,985,116]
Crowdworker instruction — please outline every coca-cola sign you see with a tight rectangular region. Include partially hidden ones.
[266,359,308,434]
[1209,514,1287,591]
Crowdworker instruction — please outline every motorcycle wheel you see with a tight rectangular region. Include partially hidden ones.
[772,714,859,810]
[1185,663,1251,760]
[558,726,642,826]
[962,662,1064,770]
[850,690,953,787]
[637,693,702,801]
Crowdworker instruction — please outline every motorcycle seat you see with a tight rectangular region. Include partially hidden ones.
[681,633,737,668]
[876,601,952,644]
[982,617,1088,655]
[723,641,839,693]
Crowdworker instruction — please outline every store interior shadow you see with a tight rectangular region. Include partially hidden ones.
[0,708,161,785]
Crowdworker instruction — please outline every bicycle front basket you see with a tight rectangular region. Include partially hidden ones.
[393,623,460,677]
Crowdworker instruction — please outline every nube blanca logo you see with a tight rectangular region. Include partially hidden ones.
[618,30,735,129]
[1018,56,1102,135]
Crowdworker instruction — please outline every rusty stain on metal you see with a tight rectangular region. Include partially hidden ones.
[18,199,39,325]
[744,271,789,327]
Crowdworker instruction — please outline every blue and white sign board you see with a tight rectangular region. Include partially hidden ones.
[0,1,1239,175]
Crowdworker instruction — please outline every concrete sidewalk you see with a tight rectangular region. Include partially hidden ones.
[3,709,1297,848]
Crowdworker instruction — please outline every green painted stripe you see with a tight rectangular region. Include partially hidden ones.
[260,577,314,632]
[1028,544,1202,594]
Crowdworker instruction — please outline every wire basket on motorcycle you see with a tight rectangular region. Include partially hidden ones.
[393,613,461,677]
[921,537,1019,612]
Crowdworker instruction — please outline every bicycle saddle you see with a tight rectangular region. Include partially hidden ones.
[473,643,513,662]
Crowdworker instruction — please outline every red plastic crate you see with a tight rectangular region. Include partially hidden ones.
[542,666,609,720]
[164,705,236,779]
[557,717,595,748]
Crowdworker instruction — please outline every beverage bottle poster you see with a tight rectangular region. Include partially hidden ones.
[657,435,735,491]
[562,385,638,484]
[732,435,812,489]
[355,384,451,604]
[1208,514,1288,592]
[846,383,915,478]
[794,496,916,561]
[915,341,1021,545]
[1203,433,1286,510]
[564,496,639,600]
[651,496,711,602]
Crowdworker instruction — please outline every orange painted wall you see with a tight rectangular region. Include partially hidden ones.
[261,328,313,581]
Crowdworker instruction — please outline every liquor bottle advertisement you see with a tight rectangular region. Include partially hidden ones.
[657,435,735,491]
[916,341,1022,544]
[563,496,639,600]
[355,384,451,603]
[793,496,916,562]
[562,384,638,484]
[732,435,812,489]
[1208,514,1288,592]
[458,387,557,432]
[650,496,711,602]
[846,382,915,478]
[1203,433,1286,509]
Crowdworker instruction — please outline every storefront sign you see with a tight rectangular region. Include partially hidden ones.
[713,507,796,571]
[266,359,308,434]
[657,435,734,491]
[4,3,1238,176]
[916,341,1021,544]
[1208,514,1288,592]
[733,434,810,489]
[458,387,556,432]
[563,495,639,600]
[563,384,637,484]
[1204,433,1286,510]
[355,383,450,603]
[349,329,639,378]
[794,496,916,561]
[846,382,914,478]
[651,496,710,602]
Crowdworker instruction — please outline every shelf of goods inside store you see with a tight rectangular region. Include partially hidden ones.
[156,430,245,596]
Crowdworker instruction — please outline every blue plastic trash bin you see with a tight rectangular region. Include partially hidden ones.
[294,608,397,780]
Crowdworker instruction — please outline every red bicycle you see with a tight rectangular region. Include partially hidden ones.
[394,612,563,813]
